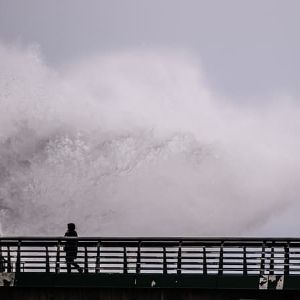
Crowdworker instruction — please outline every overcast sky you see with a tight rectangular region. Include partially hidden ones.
[0,0,299,99]
[2,1,300,237]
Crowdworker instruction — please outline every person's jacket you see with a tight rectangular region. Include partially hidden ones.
[64,230,78,256]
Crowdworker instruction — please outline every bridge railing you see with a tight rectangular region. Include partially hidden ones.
[0,237,300,275]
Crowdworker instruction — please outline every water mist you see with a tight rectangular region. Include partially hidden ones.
[1,42,300,237]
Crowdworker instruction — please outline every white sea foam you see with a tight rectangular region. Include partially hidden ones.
[0,42,300,236]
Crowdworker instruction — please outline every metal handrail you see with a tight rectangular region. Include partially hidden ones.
[0,237,299,275]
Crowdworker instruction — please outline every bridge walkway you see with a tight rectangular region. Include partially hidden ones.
[0,237,300,290]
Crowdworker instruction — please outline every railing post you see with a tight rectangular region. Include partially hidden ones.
[45,246,50,273]
[163,247,167,275]
[95,241,101,273]
[218,242,224,276]
[16,240,21,273]
[123,246,128,274]
[203,246,207,275]
[136,241,141,274]
[84,246,89,273]
[243,246,247,275]
[284,242,290,276]
[260,241,266,275]
[55,240,61,274]
[0,245,4,272]
[270,243,274,275]
[177,241,182,275]
[7,246,12,272]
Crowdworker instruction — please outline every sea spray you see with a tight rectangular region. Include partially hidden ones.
[1,42,300,236]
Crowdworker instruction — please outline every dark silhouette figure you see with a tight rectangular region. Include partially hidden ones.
[64,223,83,274]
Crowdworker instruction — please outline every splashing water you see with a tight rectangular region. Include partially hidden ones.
[1,42,300,236]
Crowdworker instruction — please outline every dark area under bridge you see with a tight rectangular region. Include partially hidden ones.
[1,237,300,299]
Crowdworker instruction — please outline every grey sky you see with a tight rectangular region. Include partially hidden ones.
[0,0,299,98]
[2,1,300,237]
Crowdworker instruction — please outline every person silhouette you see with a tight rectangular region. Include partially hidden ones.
[64,223,83,273]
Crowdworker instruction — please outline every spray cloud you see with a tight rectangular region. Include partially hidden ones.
[0,42,300,236]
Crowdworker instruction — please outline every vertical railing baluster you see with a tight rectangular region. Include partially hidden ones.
[243,246,247,275]
[95,241,101,273]
[177,241,182,275]
[7,246,12,272]
[163,247,167,275]
[284,242,290,276]
[84,246,88,273]
[45,246,50,273]
[203,246,207,275]
[0,245,4,272]
[136,241,141,274]
[16,240,21,273]
[260,241,266,275]
[218,242,224,276]
[55,240,61,273]
[270,243,274,275]
[123,246,128,274]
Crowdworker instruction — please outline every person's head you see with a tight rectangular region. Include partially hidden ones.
[67,223,76,231]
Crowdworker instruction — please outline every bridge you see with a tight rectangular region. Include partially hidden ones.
[1,237,300,299]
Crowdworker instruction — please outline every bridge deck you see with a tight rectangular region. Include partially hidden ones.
[1,237,300,289]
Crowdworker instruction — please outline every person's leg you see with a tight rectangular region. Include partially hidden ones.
[70,251,82,273]
[66,256,72,273]
[71,260,83,273]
